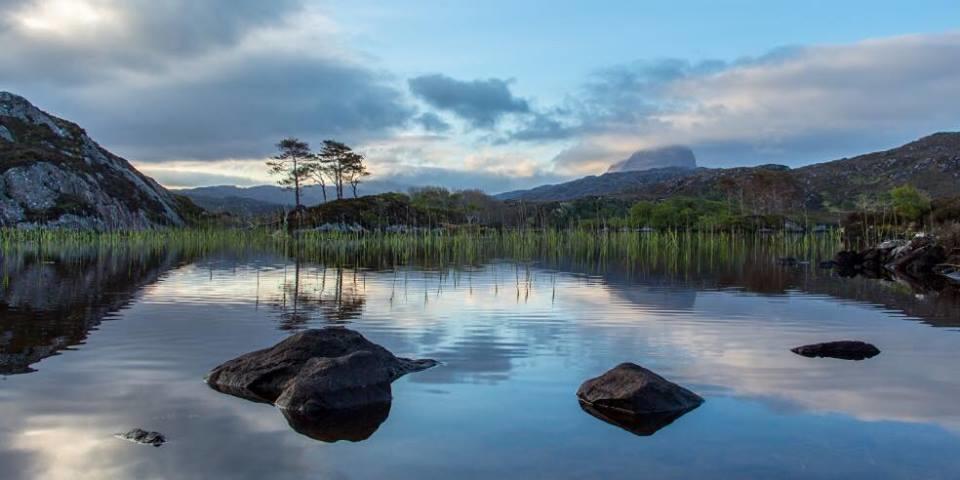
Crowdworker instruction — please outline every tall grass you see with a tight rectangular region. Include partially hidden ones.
[1,227,844,274]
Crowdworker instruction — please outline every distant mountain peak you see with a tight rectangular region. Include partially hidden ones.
[607,145,697,173]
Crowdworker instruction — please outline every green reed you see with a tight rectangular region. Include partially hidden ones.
[0,227,844,274]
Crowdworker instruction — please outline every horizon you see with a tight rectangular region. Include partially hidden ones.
[2,1,959,193]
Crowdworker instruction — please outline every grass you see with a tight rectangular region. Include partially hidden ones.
[0,227,845,274]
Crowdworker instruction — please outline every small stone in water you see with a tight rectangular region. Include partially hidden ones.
[115,428,166,447]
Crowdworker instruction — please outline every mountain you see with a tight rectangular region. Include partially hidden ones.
[498,133,960,207]
[496,167,696,202]
[0,92,193,229]
[607,145,697,173]
[184,194,287,217]
[177,180,414,213]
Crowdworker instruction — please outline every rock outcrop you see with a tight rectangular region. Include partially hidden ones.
[577,363,703,435]
[0,92,193,229]
[833,235,948,278]
[791,341,881,360]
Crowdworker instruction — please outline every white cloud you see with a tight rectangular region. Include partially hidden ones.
[556,32,960,170]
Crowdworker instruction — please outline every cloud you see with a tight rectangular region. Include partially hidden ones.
[413,112,452,133]
[0,0,414,163]
[551,33,960,171]
[408,74,530,128]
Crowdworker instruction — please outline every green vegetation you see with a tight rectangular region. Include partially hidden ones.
[0,227,844,274]
[890,184,931,222]
[628,197,735,230]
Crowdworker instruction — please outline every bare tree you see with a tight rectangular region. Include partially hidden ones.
[266,138,313,209]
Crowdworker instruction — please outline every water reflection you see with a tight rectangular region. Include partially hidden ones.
[578,401,697,436]
[0,247,185,375]
[267,262,366,330]
[0,241,959,478]
[281,403,391,442]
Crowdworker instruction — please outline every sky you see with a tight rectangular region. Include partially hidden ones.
[1,0,959,193]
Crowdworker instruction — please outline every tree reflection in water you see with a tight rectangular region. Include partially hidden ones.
[269,259,366,330]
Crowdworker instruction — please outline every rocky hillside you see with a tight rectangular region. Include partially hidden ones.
[501,133,960,209]
[497,167,695,202]
[0,92,192,229]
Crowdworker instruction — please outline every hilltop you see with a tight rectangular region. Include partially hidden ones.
[0,92,197,229]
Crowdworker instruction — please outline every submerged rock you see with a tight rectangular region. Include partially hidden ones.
[115,428,166,447]
[206,327,436,441]
[576,363,703,435]
[791,341,880,360]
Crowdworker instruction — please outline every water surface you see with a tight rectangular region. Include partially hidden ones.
[1,239,959,479]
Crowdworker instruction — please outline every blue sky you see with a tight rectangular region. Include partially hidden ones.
[335,0,959,96]
[1,0,959,192]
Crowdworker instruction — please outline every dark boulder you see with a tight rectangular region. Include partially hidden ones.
[115,428,166,447]
[206,328,437,442]
[275,350,395,414]
[205,328,436,404]
[576,363,703,435]
[891,243,946,277]
[791,341,880,360]
[833,250,862,269]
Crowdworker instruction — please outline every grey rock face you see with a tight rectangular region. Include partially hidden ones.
[206,328,437,412]
[791,341,880,360]
[607,145,697,173]
[0,92,66,137]
[0,91,187,230]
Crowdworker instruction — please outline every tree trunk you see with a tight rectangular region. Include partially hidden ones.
[293,155,301,208]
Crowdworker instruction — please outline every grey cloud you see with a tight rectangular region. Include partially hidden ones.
[503,111,574,143]
[0,0,303,85]
[414,112,452,133]
[0,1,415,162]
[74,55,415,161]
[408,74,529,128]
[382,166,565,194]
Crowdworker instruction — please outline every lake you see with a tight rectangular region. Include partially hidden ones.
[1,234,959,479]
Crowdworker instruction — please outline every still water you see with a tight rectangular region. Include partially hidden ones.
[1,240,959,479]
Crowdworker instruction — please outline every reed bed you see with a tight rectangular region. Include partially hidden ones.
[0,227,844,275]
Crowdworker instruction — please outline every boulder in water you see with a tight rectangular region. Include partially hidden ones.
[205,328,436,405]
[205,328,437,442]
[791,341,880,360]
[576,363,703,435]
